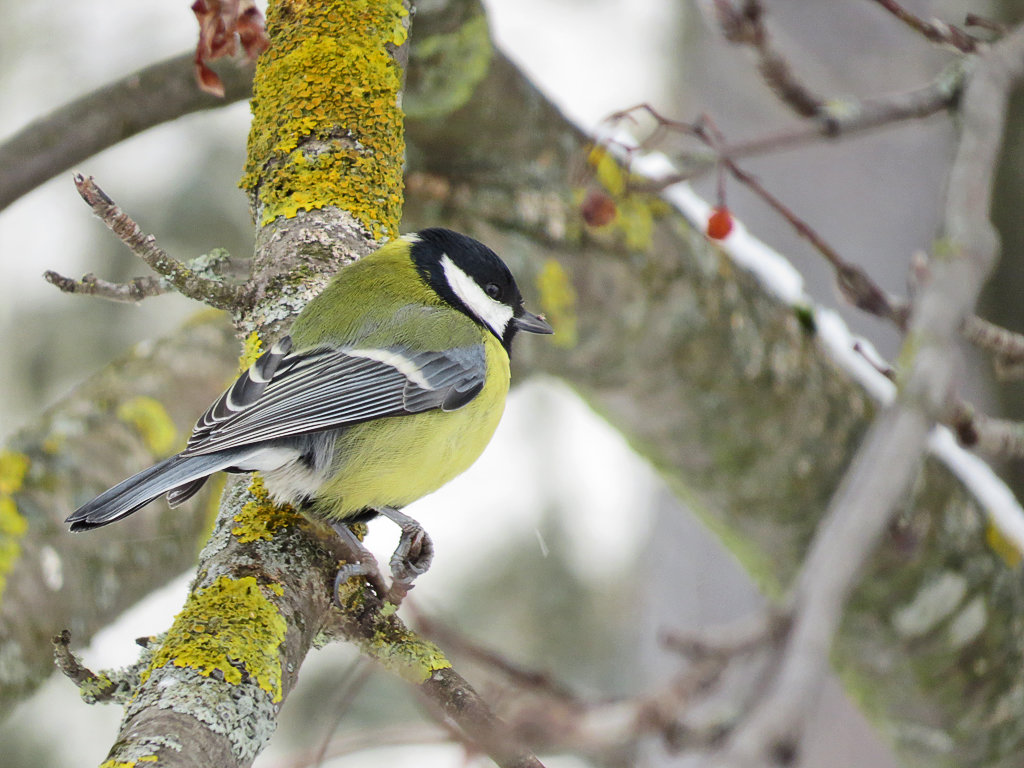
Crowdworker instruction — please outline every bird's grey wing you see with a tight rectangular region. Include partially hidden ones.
[186,336,297,450]
[182,342,487,456]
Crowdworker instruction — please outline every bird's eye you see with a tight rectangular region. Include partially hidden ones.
[485,283,501,299]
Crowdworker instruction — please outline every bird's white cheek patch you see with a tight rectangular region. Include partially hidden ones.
[441,254,514,337]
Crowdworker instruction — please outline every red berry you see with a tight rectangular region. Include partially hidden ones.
[706,206,733,240]
[581,190,617,227]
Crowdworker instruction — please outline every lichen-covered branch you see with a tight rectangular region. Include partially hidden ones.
[0,312,236,718]
[84,1,415,764]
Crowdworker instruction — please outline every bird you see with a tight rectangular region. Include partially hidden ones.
[66,228,553,593]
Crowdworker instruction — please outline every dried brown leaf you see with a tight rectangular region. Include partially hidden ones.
[190,0,268,96]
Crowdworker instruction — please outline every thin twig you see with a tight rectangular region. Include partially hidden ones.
[421,667,546,768]
[626,59,968,185]
[965,14,1007,36]
[71,174,247,310]
[948,398,1024,457]
[43,270,170,303]
[52,630,120,703]
[312,660,375,768]
[714,0,824,117]
[963,315,1024,365]
[662,610,784,661]
[722,158,899,321]
[412,607,582,703]
[683,115,901,322]
[868,0,981,52]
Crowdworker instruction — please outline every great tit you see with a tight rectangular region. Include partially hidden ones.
[66,229,553,580]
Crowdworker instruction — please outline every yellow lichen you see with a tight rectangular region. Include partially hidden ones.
[0,450,29,494]
[359,622,451,684]
[986,520,1022,568]
[77,671,114,704]
[239,331,264,372]
[589,145,627,197]
[42,432,65,455]
[232,475,306,543]
[241,0,410,240]
[404,14,492,119]
[0,495,28,600]
[116,397,178,456]
[0,452,30,598]
[616,195,659,251]
[536,259,578,349]
[144,575,288,702]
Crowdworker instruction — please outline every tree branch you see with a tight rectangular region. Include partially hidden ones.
[6,2,1024,764]
[43,269,170,303]
[0,312,237,718]
[867,0,981,52]
[69,174,248,310]
[713,0,824,117]
[0,54,253,213]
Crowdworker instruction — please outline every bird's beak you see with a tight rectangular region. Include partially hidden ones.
[514,309,554,335]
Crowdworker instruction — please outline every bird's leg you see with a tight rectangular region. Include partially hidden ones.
[377,506,434,603]
[330,522,389,603]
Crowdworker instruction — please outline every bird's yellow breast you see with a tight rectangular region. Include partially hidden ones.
[311,333,511,520]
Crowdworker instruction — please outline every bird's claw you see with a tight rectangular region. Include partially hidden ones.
[378,508,434,603]
[329,510,434,606]
[389,523,434,584]
[329,522,388,604]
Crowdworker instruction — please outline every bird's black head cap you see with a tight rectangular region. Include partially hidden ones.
[409,228,528,351]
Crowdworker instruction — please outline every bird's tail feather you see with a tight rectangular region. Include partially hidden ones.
[66,452,232,531]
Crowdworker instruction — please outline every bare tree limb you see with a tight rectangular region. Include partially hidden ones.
[70,174,248,310]
[713,0,824,117]
[0,54,252,213]
[43,269,171,303]
[963,314,1024,363]
[623,56,967,188]
[867,0,981,52]
[52,629,123,703]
